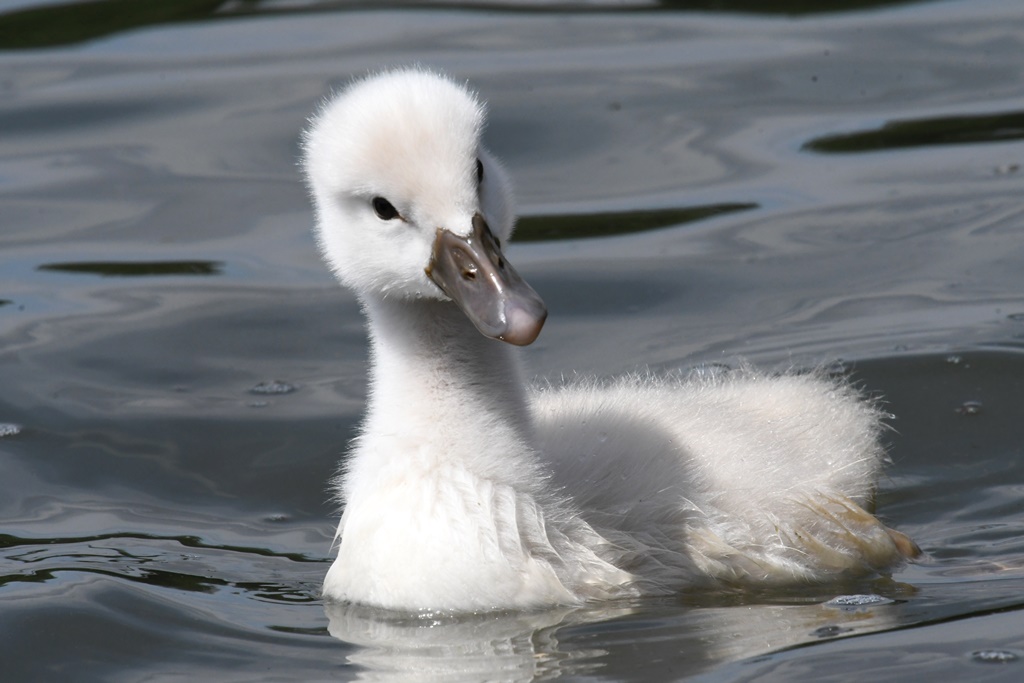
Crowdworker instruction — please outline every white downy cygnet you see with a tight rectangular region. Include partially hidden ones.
[302,67,918,613]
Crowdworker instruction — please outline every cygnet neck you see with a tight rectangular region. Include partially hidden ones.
[360,294,535,447]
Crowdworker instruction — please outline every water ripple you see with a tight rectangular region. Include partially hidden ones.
[804,109,1024,153]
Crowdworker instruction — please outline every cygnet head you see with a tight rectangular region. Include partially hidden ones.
[303,68,546,345]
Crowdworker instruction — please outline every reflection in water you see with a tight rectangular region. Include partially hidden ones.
[325,595,910,682]
[326,604,605,681]
[37,260,223,277]
[0,0,228,50]
[803,109,1024,153]
[515,203,757,242]
[0,0,935,52]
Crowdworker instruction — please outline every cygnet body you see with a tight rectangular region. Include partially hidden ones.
[302,68,917,612]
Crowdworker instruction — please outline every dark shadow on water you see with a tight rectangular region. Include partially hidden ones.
[2,530,325,600]
[0,0,229,50]
[0,531,316,562]
[515,202,756,242]
[0,0,934,51]
[804,110,1024,154]
[1,566,221,593]
[37,261,223,277]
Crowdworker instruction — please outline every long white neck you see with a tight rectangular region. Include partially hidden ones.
[351,295,543,491]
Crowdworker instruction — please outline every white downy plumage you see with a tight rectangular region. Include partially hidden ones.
[302,68,917,612]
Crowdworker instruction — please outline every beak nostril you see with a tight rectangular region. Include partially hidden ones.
[426,219,546,346]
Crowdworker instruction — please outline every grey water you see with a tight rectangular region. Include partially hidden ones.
[2,1,1023,681]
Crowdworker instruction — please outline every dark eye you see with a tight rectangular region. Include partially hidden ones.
[372,196,399,221]
[475,158,484,184]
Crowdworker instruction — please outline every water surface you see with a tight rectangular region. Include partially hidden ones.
[2,1,1023,680]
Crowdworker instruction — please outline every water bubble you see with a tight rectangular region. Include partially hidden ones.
[957,400,983,415]
[0,423,22,437]
[825,359,848,376]
[824,594,894,609]
[971,649,1018,664]
[249,380,297,396]
[812,625,852,638]
[688,363,732,380]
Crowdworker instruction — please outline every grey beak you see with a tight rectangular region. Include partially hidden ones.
[425,214,547,346]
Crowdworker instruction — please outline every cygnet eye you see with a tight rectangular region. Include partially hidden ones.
[475,158,484,184]
[372,196,399,221]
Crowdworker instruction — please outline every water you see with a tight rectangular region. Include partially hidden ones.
[2,1,1023,680]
